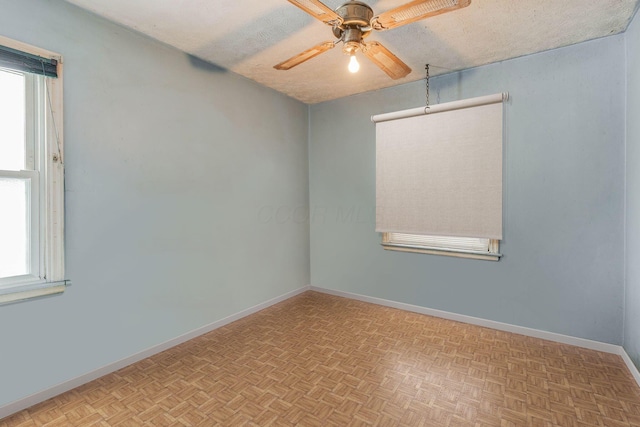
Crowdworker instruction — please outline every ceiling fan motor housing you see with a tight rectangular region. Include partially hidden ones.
[333,1,374,54]
[336,1,374,26]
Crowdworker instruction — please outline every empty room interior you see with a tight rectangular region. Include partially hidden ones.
[2,0,640,425]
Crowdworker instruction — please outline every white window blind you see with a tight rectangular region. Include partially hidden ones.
[374,93,506,240]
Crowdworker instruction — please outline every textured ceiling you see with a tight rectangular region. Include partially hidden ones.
[65,0,639,104]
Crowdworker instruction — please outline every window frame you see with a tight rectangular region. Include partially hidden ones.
[0,36,66,304]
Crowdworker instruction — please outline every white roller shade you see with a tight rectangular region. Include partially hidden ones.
[375,94,505,240]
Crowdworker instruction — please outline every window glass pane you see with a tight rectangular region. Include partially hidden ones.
[387,232,491,252]
[0,177,29,279]
[0,68,25,171]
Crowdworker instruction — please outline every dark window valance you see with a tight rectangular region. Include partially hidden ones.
[0,45,57,78]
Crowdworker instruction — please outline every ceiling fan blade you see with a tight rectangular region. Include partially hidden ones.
[286,0,343,25]
[371,0,470,31]
[274,41,336,70]
[361,41,411,79]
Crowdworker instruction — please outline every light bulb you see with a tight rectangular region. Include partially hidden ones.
[348,54,360,73]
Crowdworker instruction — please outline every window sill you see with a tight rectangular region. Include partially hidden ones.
[381,243,502,261]
[0,280,70,305]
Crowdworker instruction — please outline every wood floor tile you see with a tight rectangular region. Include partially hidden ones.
[1,291,639,426]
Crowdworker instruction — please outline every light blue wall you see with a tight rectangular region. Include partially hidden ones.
[0,0,636,411]
[0,0,309,407]
[309,35,626,344]
[625,10,640,369]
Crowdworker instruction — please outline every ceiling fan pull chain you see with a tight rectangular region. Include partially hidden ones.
[425,64,430,108]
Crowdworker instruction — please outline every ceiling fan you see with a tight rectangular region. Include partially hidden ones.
[274,0,471,79]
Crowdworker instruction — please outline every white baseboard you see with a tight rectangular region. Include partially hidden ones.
[0,285,311,420]
[619,347,640,387]
[309,286,640,388]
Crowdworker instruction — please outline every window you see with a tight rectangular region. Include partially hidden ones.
[373,93,506,261]
[0,37,66,304]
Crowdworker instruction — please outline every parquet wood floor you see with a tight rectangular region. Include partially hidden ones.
[2,291,640,426]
